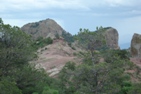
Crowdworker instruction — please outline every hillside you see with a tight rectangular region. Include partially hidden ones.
[32,39,81,77]
[21,19,141,75]
[21,19,137,76]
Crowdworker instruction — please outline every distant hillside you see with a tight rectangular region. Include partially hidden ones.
[21,18,66,40]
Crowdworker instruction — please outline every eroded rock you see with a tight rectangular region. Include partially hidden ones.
[104,27,119,49]
[131,33,141,58]
[21,18,65,40]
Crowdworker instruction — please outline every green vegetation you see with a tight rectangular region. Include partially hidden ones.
[55,28,141,94]
[74,28,107,50]
[101,49,130,63]
[62,31,74,43]
[32,36,53,49]
[57,51,133,94]
[0,19,57,94]
[0,18,141,94]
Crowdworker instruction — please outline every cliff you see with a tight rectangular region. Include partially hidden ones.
[21,18,65,40]
[131,33,141,58]
[104,27,119,49]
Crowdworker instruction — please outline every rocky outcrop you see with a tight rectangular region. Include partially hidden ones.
[104,27,119,49]
[21,18,65,40]
[131,33,141,58]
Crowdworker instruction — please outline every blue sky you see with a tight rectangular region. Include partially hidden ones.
[1,0,141,49]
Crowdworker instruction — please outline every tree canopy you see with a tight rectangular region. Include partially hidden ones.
[0,18,58,94]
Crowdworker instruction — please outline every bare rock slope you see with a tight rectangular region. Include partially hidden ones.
[21,18,65,39]
[33,39,81,77]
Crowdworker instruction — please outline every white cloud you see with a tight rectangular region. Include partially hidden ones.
[0,0,90,12]
[103,0,141,7]
[0,0,141,14]
[104,0,130,6]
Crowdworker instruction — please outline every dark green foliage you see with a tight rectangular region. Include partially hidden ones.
[42,86,59,94]
[121,81,132,94]
[58,62,76,94]
[62,31,74,43]
[0,18,3,24]
[63,61,76,71]
[0,78,22,94]
[11,65,53,94]
[75,28,107,51]
[75,28,107,67]
[102,49,130,63]
[45,37,53,44]
[57,48,133,94]
[0,20,34,76]
[0,18,57,94]
[115,49,130,60]
[127,83,141,94]
[72,60,131,94]
[33,37,53,49]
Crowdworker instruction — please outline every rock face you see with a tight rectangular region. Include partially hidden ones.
[131,33,141,58]
[21,18,65,40]
[104,27,119,49]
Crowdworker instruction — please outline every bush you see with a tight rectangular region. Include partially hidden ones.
[0,78,22,94]
[33,37,53,49]
[62,31,74,43]
[42,86,58,94]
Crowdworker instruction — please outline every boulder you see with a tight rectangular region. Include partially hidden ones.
[21,18,65,40]
[131,33,141,58]
[104,27,119,49]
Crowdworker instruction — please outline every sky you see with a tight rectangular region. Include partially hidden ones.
[0,0,141,49]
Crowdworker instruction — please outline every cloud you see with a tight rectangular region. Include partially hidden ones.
[1,0,141,15]
[103,0,141,7]
[104,0,131,6]
[0,0,90,13]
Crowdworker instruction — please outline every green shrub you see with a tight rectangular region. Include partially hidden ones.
[33,37,53,49]
[42,86,58,94]
[0,79,22,94]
